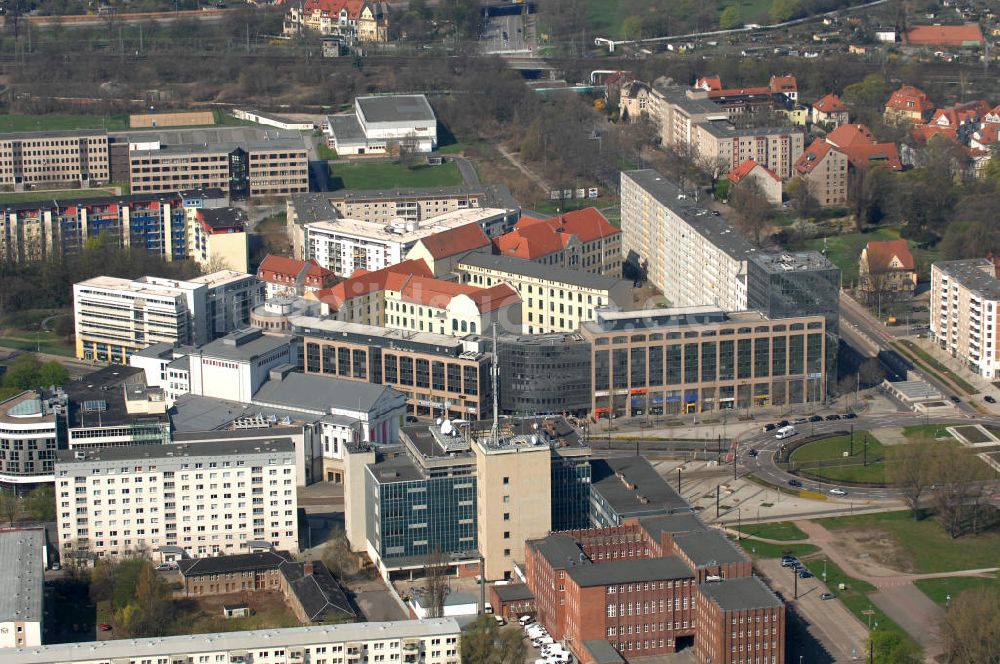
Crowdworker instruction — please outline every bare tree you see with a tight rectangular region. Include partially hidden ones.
[424,546,450,619]
[0,489,20,526]
[939,586,1000,664]
[931,447,989,539]
[320,528,360,579]
[886,441,935,519]
[859,250,906,315]
[729,178,774,247]
[786,177,820,220]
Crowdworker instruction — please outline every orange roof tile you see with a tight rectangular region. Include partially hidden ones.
[466,283,520,313]
[907,23,984,46]
[826,123,877,148]
[911,124,958,143]
[416,223,491,260]
[840,142,903,171]
[795,141,834,175]
[316,259,432,311]
[555,208,620,243]
[885,85,934,113]
[258,255,336,286]
[695,75,722,91]
[813,93,847,114]
[769,75,798,94]
[500,208,619,259]
[864,239,914,270]
[727,159,781,184]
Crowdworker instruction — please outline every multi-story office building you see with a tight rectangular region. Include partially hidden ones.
[524,513,783,664]
[55,439,299,560]
[1,618,463,664]
[620,170,754,310]
[287,186,519,261]
[303,209,511,277]
[495,332,592,416]
[0,528,45,648]
[589,456,690,528]
[73,270,261,362]
[455,253,632,334]
[294,315,493,420]
[580,307,828,417]
[357,417,592,582]
[930,258,1000,379]
[115,127,309,199]
[0,129,110,189]
[0,391,62,487]
[746,251,840,393]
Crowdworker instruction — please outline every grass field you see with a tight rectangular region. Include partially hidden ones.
[0,113,128,133]
[317,143,338,160]
[901,424,955,443]
[581,0,773,38]
[818,510,1000,574]
[734,521,807,541]
[805,227,940,284]
[0,188,120,205]
[329,161,463,190]
[789,432,887,483]
[914,576,1000,606]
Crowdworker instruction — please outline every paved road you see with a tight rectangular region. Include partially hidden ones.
[450,155,480,185]
[481,12,529,54]
[870,585,944,659]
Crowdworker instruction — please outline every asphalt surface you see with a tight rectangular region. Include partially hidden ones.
[481,13,529,54]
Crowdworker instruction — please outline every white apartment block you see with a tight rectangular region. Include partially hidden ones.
[0,528,45,649]
[930,258,1000,379]
[2,619,462,664]
[304,208,509,277]
[73,271,261,363]
[55,440,299,561]
[621,170,753,311]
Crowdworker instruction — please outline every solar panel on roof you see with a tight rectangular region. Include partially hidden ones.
[82,399,108,412]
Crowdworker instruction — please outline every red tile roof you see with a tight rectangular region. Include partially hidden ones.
[315,259,432,311]
[864,239,914,270]
[555,208,620,243]
[415,223,491,260]
[840,142,903,171]
[906,23,984,46]
[826,123,877,149]
[813,93,847,114]
[795,141,835,175]
[911,124,958,143]
[973,124,1000,146]
[695,75,722,91]
[466,283,521,313]
[302,0,366,19]
[930,100,992,127]
[727,159,780,184]
[769,75,798,94]
[258,255,337,288]
[885,85,934,114]
[499,208,619,259]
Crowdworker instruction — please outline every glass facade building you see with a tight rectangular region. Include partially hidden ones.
[497,333,593,416]
[550,456,592,531]
[581,308,828,417]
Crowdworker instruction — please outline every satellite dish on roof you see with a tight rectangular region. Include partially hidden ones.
[441,420,454,436]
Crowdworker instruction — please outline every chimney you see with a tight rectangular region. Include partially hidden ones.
[303,562,314,577]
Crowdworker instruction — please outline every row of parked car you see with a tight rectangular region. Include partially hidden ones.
[761,412,857,433]
[521,617,573,664]
[781,556,835,600]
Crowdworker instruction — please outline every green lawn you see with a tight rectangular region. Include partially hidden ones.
[0,188,120,205]
[805,227,902,285]
[914,576,1000,606]
[789,432,887,483]
[317,143,338,160]
[901,424,955,443]
[329,161,463,190]
[818,510,1000,574]
[0,113,128,133]
[580,0,774,39]
[734,520,807,541]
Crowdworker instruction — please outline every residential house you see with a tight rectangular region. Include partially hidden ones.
[258,255,338,299]
[726,159,783,205]
[884,85,935,124]
[793,124,900,207]
[493,208,623,276]
[811,93,850,127]
[859,239,918,302]
[284,0,389,42]
[619,80,651,123]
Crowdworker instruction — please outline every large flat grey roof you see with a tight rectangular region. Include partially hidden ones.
[673,530,748,567]
[112,125,306,150]
[569,556,694,587]
[327,114,366,144]
[252,372,395,414]
[357,94,436,124]
[168,394,252,432]
[640,513,707,539]
[622,170,756,262]
[3,619,462,663]
[198,329,294,362]
[582,641,625,664]
[0,128,107,140]
[698,576,783,611]
[55,438,294,464]
[591,457,690,519]
[651,84,726,116]
[935,258,1000,299]
[750,250,837,275]
[0,528,44,625]
[290,192,340,225]
[491,583,534,602]
[457,252,626,291]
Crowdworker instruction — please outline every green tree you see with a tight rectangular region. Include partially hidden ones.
[869,629,922,663]
[461,614,500,664]
[23,484,55,523]
[769,0,800,23]
[719,4,742,29]
[620,15,643,40]
[2,354,43,390]
[0,489,20,526]
[495,626,527,664]
[38,361,70,389]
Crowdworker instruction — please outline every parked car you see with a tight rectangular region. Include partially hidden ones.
[824,414,841,420]
[792,418,807,424]
[950,395,961,404]
[781,558,798,568]
[844,412,858,419]
[777,420,789,428]
[405,415,419,423]
[155,563,176,572]
[985,395,996,404]
[762,423,777,432]
[518,615,534,626]
[50,562,61,571]
[809,415,823,422]
[747,448,759,458]
[99,624,112,632]
[820,592,836,600]
[829,488,847,496]
[798,569,813,579]
[787,479,803,488]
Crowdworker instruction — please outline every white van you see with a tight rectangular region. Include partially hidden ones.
[518,615,534,626]
[774,425,796,439]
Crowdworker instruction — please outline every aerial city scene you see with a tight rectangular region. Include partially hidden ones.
[0,0,998,662]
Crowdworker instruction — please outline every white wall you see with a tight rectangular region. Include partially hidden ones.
[0,621,41,648]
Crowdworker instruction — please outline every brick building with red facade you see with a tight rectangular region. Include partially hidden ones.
[524,513,784,664]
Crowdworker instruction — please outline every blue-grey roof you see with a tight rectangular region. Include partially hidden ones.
[698,576,783,611]
[582,641,625,664]
[568,557,694,587]
[357,94,435,124]
[673,530,748,567]
[252,372,395,414]
[0,529,44,625]
[198,329,294,362]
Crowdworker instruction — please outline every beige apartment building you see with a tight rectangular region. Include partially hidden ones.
[580,307,828,417]
[473,432,552,581]
[0,129,110,188]
[55,440,299,561]
[930,258,1000,379]
[454,253,631,334]
[794,140,849,206]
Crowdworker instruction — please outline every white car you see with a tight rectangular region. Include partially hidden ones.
[829,487,847,496]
